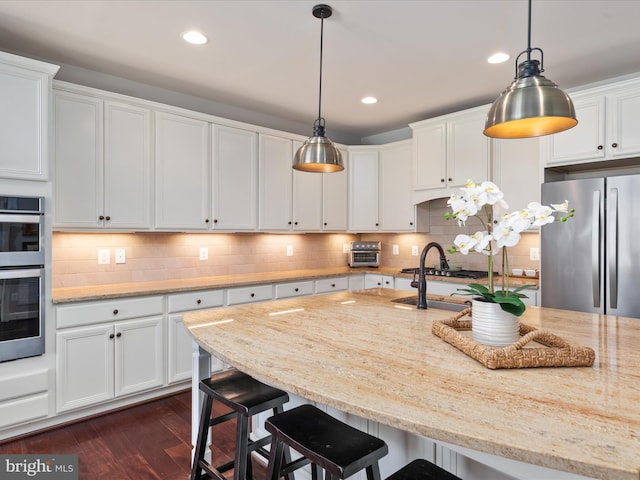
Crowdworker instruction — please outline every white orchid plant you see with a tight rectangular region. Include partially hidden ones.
[445,180,574,316]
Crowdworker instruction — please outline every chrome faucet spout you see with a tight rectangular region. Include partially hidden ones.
[411,242,450,309]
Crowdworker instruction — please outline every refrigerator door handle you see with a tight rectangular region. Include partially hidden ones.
[608,188,618,309]
[592,190,601,308]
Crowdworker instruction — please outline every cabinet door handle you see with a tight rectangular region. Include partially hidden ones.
[597,145,603,150]
[205,219,210,223]
[116,332,122,338]
[105,216,111,221]
[294,288,299,292]
[250,293,255,298]
[109,333,115,339]
[440,178,445,183]
[409,222,414,226]
[294,221,298,225]
[213,219,218,223]
[288,221,292,225]
[448,177,452,182]
[331,283,336,288]
[113,309,119,315]
[99,215,105,220]
[612,142,618,148]
[196,299,202,304]
[323,222,327,226]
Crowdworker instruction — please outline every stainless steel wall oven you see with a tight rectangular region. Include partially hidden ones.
[0,195,45,362]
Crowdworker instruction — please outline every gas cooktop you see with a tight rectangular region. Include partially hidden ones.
[399,267,493,279]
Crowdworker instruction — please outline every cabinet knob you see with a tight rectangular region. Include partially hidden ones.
[109,333,115,339]
[99,215,105,220]
[294,221,298,225]
[213,219,218,224]
[116,332,122,338]
[440,178,445,183]
[113,309,119,315]
[288,221,292,225]
[294,288,299,292]
[409,222,414,226]
[612,142,618,148]
[377,282,382,286]
[375,223,379,226]
[105,216,111,221]
[205,219,210,223]
[250,293,255,297]
[323,222,327,226]
[448,177,452,182]
[597,145,604,150]
[331,283,336,288]
[196,299,202,304]
[385,280,390,285]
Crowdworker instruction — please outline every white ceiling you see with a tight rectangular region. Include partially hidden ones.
[0,0,639,142]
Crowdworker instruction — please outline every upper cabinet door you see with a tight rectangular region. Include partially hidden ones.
[104,101,152,229]
[212,125,258,230]
[446,107,489,188]
[379,141,415,232]
[53,90,104,228]
[607,83,640,158]
[321,147,348,231]
[348,149,379,232]
[259,134,293,231]
[155,112,210,230]
[0,53,59,181]
[412,121,447,191]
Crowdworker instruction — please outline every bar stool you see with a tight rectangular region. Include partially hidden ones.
[265,404,389,480]
[190,369,290,480]
[386,459,462,480]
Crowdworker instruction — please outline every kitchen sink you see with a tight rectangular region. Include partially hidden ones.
[390,296,470,312]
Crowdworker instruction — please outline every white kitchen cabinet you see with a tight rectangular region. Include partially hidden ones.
[0,370,49,430]
[212,124,258,230]
[411,105,490,204]
[259,134,294,230]
[315,276,350,293]
[54,90,153,229]
[56,316,163,413]
[543,78,640,166]
[348,148,379,231]
[155,111,210,230]
[491,136,541,211]
[321,147,349,231]
[379,140,415,231]
[364,274,394,289]
[167,289,225,384]
[274,280,315,299]
[0,52,59,181]
[226,284,273,305]
[55,296,164,412]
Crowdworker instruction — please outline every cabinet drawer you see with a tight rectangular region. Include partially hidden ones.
[167,289,225,313]
[0,370,48,402]
[57,296,164,329]
[226,284,273,305]
[0,393,48,429]
[274,281,314,299]
[315,276,349,293]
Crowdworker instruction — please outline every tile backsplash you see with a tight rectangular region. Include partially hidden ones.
[52,199,540,288]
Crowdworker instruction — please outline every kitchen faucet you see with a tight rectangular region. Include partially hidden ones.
[411,242,450,309]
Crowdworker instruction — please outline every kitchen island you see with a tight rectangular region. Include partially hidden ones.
[183,288,639,480]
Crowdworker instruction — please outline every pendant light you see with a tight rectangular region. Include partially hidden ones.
[484,0,577,139]
[293,4,344,173]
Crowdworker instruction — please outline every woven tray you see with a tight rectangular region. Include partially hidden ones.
[432,308,595,369]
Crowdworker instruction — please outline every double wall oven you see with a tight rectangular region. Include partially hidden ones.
[0,195,45,363]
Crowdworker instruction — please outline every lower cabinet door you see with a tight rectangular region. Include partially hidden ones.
[168,314,194,384]
[56,324,115,413]
[114,316,164,396]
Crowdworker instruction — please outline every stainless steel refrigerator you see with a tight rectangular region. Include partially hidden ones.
[541,174,640,318]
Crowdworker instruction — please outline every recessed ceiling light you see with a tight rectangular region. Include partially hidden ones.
[488,52,510,64]
[361,96,378,105]
[182,30,208,45]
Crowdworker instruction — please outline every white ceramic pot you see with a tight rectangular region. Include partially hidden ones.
[471,298,520,347]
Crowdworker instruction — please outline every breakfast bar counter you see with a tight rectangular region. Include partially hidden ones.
[183,288,640,480]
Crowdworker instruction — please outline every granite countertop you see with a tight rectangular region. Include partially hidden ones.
[183,288,639,480]
[51,266,537,303]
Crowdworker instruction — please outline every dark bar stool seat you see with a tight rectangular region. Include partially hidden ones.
[191,369,290,480]
[265,404,389,480]
[386,458,462,480]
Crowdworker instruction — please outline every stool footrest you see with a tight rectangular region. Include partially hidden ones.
[386,459,462,480]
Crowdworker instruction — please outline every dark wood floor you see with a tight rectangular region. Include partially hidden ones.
[0,389,261,480]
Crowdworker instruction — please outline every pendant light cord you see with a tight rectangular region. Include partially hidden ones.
[526,0,532,61]
[317,11,325,126]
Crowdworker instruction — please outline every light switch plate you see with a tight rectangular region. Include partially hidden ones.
[199,247,208,260]
[392,244,399,255]
[286,245,294,256]
[98,249,110,265]
[411,245,419,256]
[115,248,126,264]
[530,247,540,261]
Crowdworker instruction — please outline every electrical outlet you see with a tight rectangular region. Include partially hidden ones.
[530,247,540,261]
[199,247,208,261]
[98,249,110,265]
[392,244,399,255]
[411,245,419,256]
[343,243,350,254]
[286,245,294,257]
[115,248,126,264]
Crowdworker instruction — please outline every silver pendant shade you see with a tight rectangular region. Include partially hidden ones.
[293,4,344,173]
[484,0,577,139]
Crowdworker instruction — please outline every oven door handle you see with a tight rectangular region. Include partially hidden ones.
[0,267,44,279]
